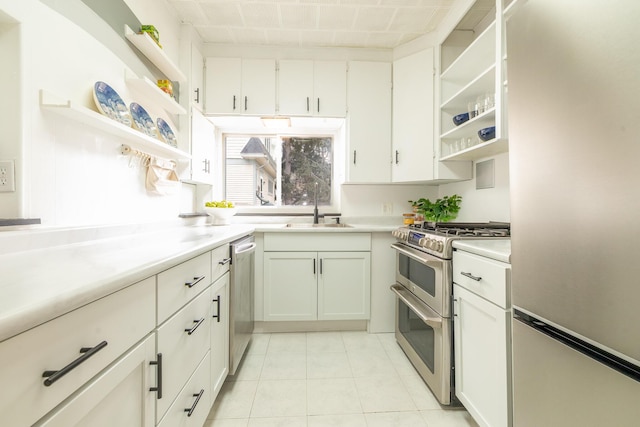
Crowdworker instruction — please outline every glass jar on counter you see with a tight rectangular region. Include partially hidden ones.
[403,213,415,225]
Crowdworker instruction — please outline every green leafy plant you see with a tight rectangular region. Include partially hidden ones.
[409,194,462,223]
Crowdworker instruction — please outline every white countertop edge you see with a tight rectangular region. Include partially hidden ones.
[0,225,254,343]
[453,239,512,263]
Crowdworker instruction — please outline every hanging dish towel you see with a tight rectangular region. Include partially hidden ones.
[146,158,180,196]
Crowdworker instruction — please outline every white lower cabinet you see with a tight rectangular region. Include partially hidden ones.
[156,285,211,420]
[453,249,512,427]
[210,272,229,400]
[263,238,371,322]
[0,277,156,427]
[157,351,211,427]
[33,335,156,427]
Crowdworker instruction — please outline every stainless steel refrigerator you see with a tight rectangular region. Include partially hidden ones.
[507,0,640,425]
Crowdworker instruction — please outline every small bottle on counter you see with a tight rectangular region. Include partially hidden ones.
[403,213,415,225]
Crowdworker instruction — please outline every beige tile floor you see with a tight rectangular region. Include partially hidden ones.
[205,331,479,427]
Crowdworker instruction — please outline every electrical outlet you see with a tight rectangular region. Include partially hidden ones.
[382,202,393,215]
[0,160,16,192]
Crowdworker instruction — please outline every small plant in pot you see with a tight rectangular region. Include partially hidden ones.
[409,194,462,223]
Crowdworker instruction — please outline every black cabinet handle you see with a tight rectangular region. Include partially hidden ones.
[233,95,236,110]
[42,341,108,387]
[218,258,231,266]
[185,389,205,417]
[212,296,221,322]
[194,88,200,103]
[244,96,247,111]
[317,98,320,113]
[320,259,323,275]
[306,97,310,112]
[185,318,205,335]
[353,150,357,165]
[313,259,316,274]
[150,353,163,399]
[461,271,482,281]
[185,276,205,288]
[395,150,399,164]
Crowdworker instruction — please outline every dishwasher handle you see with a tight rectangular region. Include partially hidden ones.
[234,242,256,255]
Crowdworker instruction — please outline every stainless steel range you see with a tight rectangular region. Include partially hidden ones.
[390,222,510,406]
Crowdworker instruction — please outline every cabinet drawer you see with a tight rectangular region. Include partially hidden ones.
[453,250,511,308]
[156,287,211,419]
[211,243,231,282]
[0,277,155,427]
[157,252,211,324]
[157,351,211,427]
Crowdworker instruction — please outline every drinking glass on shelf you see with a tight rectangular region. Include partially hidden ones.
[484,92,495,111]
[467,100,478,119]
[476,95,486,115]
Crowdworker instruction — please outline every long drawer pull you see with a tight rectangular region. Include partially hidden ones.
[42,340,108,386]
[218,258,231,266]
[149,353,163,399]
[185,318,205,335]
[185,389,205,417]
[212,296,221,322]
[185,276,205,288]
[461,271,482,281]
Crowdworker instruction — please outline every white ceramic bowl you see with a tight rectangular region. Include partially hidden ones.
[204,207,238,225]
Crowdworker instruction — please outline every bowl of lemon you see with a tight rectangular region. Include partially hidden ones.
[204,200,237,225]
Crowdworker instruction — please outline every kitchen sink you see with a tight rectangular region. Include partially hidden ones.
[285,223,352,228]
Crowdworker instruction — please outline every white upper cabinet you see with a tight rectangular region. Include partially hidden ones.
[392,48,435,183]
[191,45,204,111]
[189,108,215,185]
[278,60,346,117]
[438,0,508,161]
[346,61,392,183]
[205,58,276,116]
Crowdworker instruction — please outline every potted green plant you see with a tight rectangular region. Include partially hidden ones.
[409,194,462,223]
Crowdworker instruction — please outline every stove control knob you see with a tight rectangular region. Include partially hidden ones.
[418,238,428,247]
[435,241,443,252]
[392,230,399,238]
[429,240,438,250]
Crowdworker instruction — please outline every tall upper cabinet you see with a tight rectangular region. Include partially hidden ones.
[438,0,510,161]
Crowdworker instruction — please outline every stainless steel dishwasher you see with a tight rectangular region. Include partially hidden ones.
[229,234,256,375]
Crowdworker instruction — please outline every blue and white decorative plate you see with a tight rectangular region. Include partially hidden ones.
[129,102,158,138]
[93,81,132,127]
[157,118,177,148]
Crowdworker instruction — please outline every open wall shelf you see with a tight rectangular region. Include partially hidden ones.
[124,25,187,82]
[39,90,190,161]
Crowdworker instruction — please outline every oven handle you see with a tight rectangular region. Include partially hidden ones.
[391,243,445,270]
[391,284,443,329]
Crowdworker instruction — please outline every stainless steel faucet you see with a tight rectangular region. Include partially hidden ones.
[313,182,319,224]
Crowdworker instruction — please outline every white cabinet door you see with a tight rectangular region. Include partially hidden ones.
[278,60,346,117]
[278,60,314,116]
[210,273,229,401]
[190,108,215,185]
[263,252,317,321]
[191,45,204,111]
[454,284,510,427]
[241,59,276,116]
[318,251,371,320]
[347,61,392,183]
[392,48,435,182]
[33,335,156,427]
[313,60,346,117]
[205,57,242,114]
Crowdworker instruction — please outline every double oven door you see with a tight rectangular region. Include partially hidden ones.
[390,242,457,406]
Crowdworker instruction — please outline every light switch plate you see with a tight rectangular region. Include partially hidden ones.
[0,160,16,192]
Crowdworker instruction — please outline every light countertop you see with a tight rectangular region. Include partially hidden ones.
[453,239,511,263]
[0,220,397,342]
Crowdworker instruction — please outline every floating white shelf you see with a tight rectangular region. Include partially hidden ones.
[441,65,496,112]
[124,25,187,82]
[39,90,190,161]
[125,73,186,115]
[441,138,508,161]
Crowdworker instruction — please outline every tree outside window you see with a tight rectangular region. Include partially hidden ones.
[225,135,333,207]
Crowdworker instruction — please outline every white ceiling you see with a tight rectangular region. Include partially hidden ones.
[165,0,458,50]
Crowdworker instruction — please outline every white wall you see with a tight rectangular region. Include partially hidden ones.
[438,152,510,222]
[0,0,187,226]
[341,184,438,219]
